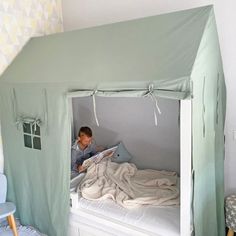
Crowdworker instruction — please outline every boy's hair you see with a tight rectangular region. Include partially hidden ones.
[78,126,92,137]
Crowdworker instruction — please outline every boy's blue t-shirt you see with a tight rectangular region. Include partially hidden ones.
[71,141,97,172]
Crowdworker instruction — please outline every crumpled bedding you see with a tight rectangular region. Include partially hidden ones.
[79,159,179,208]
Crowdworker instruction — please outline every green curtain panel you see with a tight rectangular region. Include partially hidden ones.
[0,86,70,236]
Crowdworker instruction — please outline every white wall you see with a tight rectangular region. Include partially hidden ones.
[62,0,236,195]
[72,97,180,173]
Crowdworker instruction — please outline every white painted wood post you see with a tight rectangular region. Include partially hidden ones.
[180,100,192,236]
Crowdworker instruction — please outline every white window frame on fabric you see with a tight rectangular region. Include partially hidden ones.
[23,122,41,150]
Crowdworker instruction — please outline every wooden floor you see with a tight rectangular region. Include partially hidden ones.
[226,228,236,236]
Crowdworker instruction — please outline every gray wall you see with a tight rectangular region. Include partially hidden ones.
[72,97,180,173]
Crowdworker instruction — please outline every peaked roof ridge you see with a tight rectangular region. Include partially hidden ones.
[189,6,214,76]
[1,5,215,87]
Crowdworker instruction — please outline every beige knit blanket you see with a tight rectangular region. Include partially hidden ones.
[79,159,180,208]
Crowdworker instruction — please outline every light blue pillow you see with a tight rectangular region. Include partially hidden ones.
[112,142,133,163]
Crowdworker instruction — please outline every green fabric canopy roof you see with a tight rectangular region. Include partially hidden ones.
[2,5,212,95]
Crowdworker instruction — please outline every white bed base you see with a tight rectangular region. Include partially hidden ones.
[68,191,159,236]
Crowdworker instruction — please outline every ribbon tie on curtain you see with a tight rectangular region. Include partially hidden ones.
[144,84,161,126]
[15,117,42,132]
[92,90,99,126]
[11,88,47,133]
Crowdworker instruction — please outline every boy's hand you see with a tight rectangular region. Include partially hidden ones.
[78,164,86,173]
[105,150,114,158]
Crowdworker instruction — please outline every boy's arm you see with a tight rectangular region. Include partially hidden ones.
[75,158,85,172]
[71,149,79,171]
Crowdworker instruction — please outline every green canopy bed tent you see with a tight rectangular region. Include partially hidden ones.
[0,5,226,236]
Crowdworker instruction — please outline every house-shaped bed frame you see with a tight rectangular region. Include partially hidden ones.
[0,5,226,236]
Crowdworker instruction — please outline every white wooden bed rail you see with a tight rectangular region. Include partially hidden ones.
[69,191,159,236]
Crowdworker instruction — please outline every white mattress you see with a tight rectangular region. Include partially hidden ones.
[76,196,180,236]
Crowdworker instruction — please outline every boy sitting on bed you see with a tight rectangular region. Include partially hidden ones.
[71,126,104,177]
[71,126,98,175]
